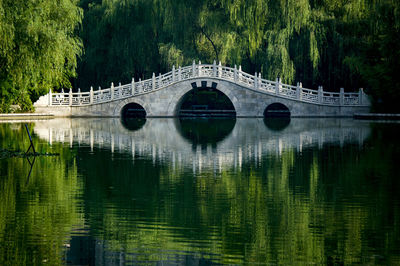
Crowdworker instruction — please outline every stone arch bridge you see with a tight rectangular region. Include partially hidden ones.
[34,61,370,117]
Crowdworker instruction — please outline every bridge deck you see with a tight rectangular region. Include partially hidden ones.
[34,62,370,110]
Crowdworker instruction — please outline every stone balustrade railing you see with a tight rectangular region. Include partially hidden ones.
[46,61,369,107]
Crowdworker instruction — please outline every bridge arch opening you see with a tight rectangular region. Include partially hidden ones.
[264,103,291,118]
[177,87,236,117]
[121,102,146,118]
[120,102,147,131]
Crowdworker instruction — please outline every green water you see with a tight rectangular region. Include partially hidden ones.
[0,118,399,265]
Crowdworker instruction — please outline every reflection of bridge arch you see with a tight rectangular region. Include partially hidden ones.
[264,117,291,131]
[175,118,236,148]
[120,117,146,131]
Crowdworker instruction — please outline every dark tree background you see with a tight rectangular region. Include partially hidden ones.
[1,0,399,112]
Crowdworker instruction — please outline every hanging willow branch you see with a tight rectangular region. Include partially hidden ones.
[198,26,219,61]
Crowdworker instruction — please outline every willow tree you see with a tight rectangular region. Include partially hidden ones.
[0,0,82,112]
[216,0,314,83]
[337,0,400,112]
[77,0,399,111]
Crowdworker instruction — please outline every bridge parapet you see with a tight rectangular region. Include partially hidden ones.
[34,61,370,108]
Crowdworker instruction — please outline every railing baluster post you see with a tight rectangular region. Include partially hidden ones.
[234,65,238,82]
[213,60,216,77]
[90,86,93,104]
[152,73,156,90]
[118,82,122,98]
[296,83,301,100]
[254,72,258,89]
[172,65,176,82]
[49,89,52,106]
[198,61,202,76]
[258,73,262,89]
[318,86,323,103]
[218,61,222,78]
[61,88,65,105]
[340,87,344,105]
[69,88,72,106]
[192,60,196,78]
[178,67,181,81]
[239,65,242,81]
[275,78,280,95]
[131,78,135,95]
[111,82,114,100]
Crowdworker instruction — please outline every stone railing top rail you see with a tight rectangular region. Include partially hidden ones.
[34,61,370,107]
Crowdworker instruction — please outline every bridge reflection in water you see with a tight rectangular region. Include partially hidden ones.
[33,118,370,174]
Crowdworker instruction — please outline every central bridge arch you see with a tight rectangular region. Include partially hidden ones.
[167,80,240,116]
[111,78,296,117]
[175,81,236,116]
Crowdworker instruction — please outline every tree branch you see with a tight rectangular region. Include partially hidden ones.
[199,26,219,61]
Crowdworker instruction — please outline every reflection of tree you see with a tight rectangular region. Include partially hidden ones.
[76,124,400,265]
[2,122,397,264]
[0,123,84,265]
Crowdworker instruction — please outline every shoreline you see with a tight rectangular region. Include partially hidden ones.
[2,113,400,121]
[354,113,400,120]
[0,113,54,120]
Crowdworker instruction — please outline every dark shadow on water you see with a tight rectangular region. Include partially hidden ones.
[176,118,236,149]
[264,117,291,131]
[120,117,147,131]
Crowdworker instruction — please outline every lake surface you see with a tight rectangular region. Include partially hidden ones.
[0,118,399,265]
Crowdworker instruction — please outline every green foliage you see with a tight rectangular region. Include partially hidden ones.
[0,0,83,112]
[72,119,400,264]
[2,0,399,112]
[342,0,400,112]
[0,123,83,265]
[1,119,400,264]
[75,0,400,112]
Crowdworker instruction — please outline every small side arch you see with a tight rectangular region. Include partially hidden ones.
[264,102,291,117]
[121,102,146,117]
[113,98,149,117]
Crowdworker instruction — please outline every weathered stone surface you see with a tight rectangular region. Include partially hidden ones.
[34,77,370,117]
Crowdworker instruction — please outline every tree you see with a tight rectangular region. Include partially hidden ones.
[0,0,83,112]
[76,0,400,112]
